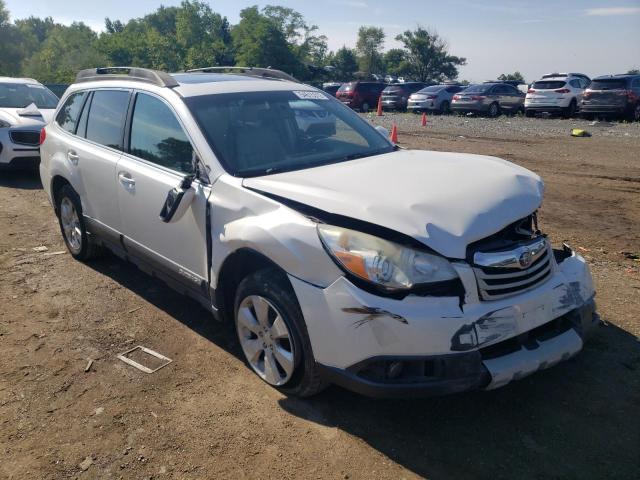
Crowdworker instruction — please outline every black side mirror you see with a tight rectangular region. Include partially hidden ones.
[159,175,195,223]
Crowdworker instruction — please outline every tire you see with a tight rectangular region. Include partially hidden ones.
[360,102,370,113]
[525,109,535,118]
[582,113,595,121]
[439,101,450,115]
[632,103,640,122]
[234,268,326,397]
[55,184,102,261]
[488,102,500,118]
[563,99,577,118]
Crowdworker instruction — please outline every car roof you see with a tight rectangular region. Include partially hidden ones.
[0,76,40,85]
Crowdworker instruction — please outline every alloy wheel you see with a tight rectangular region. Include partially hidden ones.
[60,197,82,254]
[236,295,295,386]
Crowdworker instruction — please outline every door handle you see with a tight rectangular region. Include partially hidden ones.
[67,150,79,165]
[118,172,135,188]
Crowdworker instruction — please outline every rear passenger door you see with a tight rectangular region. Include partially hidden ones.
[116,91,210,295]
[57,89,130,236]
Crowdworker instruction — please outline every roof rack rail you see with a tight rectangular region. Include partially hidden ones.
[75,67,179,88]
[186,66,299,83]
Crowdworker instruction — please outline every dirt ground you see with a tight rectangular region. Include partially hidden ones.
[1,123,639,480]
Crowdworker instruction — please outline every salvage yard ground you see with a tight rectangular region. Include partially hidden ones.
[1,115,639,479]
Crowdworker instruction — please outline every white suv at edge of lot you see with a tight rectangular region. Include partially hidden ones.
[525,72,590,118]
[0,77,59,170]
[39,67,598,398]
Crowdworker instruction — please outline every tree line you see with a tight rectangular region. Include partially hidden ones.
[0,0,466,84]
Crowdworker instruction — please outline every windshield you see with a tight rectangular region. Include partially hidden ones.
[589,79,627,90]
[418,86,445,94]
[532,81,566,90]
[185,90,394,177]
[461,84,490,94]
[0,83,59,109]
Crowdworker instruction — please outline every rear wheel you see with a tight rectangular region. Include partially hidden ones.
[632,103,640,122]
[234,268,325,397]
[582,112,595,121]
[488,102,500,118]
[440,101,450,114]
[563,99,577,118]
[55,185,102,261]
[360,102,370,113]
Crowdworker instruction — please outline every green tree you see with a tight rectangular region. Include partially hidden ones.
[23,22,106,82]
[356,26,384,75]
[0,0,24,75]
[383,48,410,77]
[498,71,525,83]
[232,6,300,75]
[627,68,640,75]
[395,27,466,83]
[327,46,358,80]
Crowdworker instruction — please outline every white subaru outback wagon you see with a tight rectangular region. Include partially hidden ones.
[40,67,597,398]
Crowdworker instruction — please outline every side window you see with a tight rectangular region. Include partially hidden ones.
[85,90,130,150]
[55,92,86,133]
[129,93,193,173]
[569,79,581,88]
[632,78,640,90]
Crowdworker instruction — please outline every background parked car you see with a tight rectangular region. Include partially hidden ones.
[336,81,386,112]
[525,73,590,118]
[0,76,59,170]
[380,82,427,111]
[322,82,342,97]
[407,84,464,114]
[451,83,525,117]
[581,74,640,121]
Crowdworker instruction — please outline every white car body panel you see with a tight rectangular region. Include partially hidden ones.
[244,149,544,259]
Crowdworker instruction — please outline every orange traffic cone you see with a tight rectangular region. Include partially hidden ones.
[421,112,427,126]
[390,122,398,143]
[376,96,383,116]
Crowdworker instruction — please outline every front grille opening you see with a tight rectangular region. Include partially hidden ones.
[480,315,573,360]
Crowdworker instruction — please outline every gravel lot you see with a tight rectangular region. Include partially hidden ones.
[364,111,640,139]
[1,118,639,479]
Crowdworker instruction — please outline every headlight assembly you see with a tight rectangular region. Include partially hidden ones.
[317,224,459,291]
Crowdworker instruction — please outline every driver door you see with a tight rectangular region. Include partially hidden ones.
[116,91,210,296]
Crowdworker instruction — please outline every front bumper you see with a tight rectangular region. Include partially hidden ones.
[0,128,41,169]
[290,250,597,397]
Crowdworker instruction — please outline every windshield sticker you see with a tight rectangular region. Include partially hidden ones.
[293,91,328,100]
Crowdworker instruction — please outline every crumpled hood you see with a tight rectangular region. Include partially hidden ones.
[0,106,55,127]
[243,149,544,259]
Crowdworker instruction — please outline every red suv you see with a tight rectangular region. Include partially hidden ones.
[336,81,387,112]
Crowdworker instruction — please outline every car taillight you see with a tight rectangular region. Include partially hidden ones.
[39,127,46,145]
[583,90,592,98]
[453,95,460,100]
[471,95,486,100]
[527,88,535,94]
[554,88,570,93]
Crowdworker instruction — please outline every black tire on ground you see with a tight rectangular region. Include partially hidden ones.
[488,102,500,118]
[361,102,370,113]
[631,103,640,122]
[234,268,326,397]
[440,101,450,114]
[525,109,535,118]
[55,184,102,261]
[563,99,577,118]
[581,113,595,121]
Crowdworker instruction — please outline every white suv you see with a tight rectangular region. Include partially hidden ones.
[39,67,598,398]
[525,73,590,118]
[0,77,59,170]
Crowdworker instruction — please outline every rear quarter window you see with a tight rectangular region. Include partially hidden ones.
[55,92,87,133]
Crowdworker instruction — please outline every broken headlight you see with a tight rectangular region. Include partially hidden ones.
[318,224,458,290]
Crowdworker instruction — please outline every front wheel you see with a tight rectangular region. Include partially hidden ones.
[234,268,325,397]
[488,102,500,118]
[563,99,577,118]
[439,101,450,114]
[56,185,101,261]
[360,102,370,113]
[631,103,640,122]
[525,109,535,118]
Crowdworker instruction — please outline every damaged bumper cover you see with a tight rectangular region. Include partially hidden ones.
[290,250,597,398]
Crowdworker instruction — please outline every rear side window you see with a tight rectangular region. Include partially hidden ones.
[569,79,581,88]
[56,92,86,133]
[85,90,130,150]
[532,81,566,89]
[129,93,193,173]
[589,79,628,90]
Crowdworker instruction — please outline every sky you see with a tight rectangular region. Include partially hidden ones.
[4,0,640,82]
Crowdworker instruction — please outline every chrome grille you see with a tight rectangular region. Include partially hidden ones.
[472,237,552,300]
